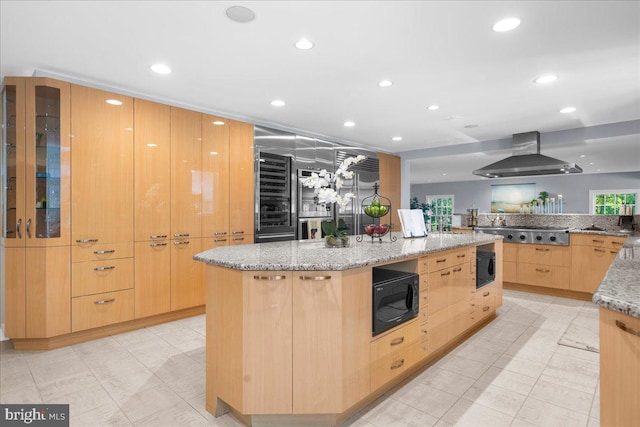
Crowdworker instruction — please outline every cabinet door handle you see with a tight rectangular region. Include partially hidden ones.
[94,249,115,255]
[94,298,115,305]
[173,233,190,238]
[26,218,31,238]
[436,258,447,263]
[592,239,605,244]
[453,267,462,272]
[232,237,244,241]
[594,248,606,253]
[76,239,99,244]
[232,231,245,235]
[390,359,405,370]
[94,266,115,271]
[150,234,167,239]
[16,218,22,238]
[299,275,331,281]
[616,320,640,337]
[253,275,286,281]
[535,248,550,252]
[610,251,618,255]
[214,238,227,243]
[214,232,227,236]
[483,306,490,312]
[457,254,466,258]
[150,242,167,247]
[441,271,451,276]
[483,291,490,297]
[390,336,405,346]
[174,241,190,245]
[535,268,550,273]
[612,241,623,246]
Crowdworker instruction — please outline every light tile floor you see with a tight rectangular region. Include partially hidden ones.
[0,290,601,427]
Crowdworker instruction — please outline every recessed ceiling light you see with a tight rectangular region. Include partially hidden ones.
[392,136,403,141]
[225,5,255,23]
[343,121,355,127]
[212,120,225,125]
[428,105,440,110]
[493,17,521,32]
[464,124,479,129]
[146,143,158,148]
[442,173,447,176]
[580,154,586,158]
[270,100,286,107]
[295,38,314,50]
[534,75,558,84]
[589,162,595,165]
[597,168,601,172]
[106,99,122,105]
[378,80,393,87]
[150,64,172,74]
[559,107,576,113]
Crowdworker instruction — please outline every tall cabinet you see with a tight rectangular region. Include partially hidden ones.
[1,77,71,338]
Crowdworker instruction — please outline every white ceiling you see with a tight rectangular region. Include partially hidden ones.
[2,1,639,183]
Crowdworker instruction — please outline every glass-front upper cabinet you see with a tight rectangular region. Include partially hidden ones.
[1,77,70,247]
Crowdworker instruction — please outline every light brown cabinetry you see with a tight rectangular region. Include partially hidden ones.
[377,152,401,231]
[503,243,518,283]
[2,77,72,339]
[202,114,230,240]
[599,307,640,427]
[171,238,204,310]
[229,120,254,243]
[570,234,626,293]
[370,319,420,391]
[135,240,171,318]
[517,244,570,289]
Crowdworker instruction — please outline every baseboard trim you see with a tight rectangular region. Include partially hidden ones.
[10,305,205,351]
[504,282,593,302]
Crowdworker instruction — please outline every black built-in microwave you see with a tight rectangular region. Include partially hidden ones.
[372,268,419,336]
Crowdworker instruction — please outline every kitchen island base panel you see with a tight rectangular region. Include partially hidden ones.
[504,282,592,302]
[9,305,204,351]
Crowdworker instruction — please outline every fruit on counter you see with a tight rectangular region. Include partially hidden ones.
[371,200,381,207]
[364,224,390,235]
[364,204,389,217]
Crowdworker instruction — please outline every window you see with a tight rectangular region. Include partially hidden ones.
[425,195,454,231]
[589,189,638,215]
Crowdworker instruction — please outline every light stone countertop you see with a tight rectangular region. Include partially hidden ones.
[194,232,501,271]
[592,231,640,318]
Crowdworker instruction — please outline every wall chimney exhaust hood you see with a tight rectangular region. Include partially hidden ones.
[473,131,582,178]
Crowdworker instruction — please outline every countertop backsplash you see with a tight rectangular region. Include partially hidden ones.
[457,213,639,232]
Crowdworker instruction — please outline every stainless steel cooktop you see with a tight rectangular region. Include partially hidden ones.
[475,226,570,245]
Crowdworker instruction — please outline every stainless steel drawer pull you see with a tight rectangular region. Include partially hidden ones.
[436,258,447,263]
[535,248,550,252]
[616,320,640,337]
[483,291,490,297]
[592,239,605,244]
[76,239,99,243]
[253,275,286,281]
[390,359,405,370]
[94,266,115,271]
[150,234,167,239]
[457,254,466,258]
[441,271,451,276]
[214,238,227,243]
[299,275,331,281]
[94,298,115,305]
[150,242,167,247]
[232,237,244,241]
[26,218,31,238]
[594,248,606,253]
[94,249,115,255]
[483,306,490,312]
[16,218,22,239]
[535,268,550,273]
[174,233,190,237]
[214,232,227,236]
[453,267,462,272]
[390,336,405,346]
[232,231,245,235]
[174,241,190,245]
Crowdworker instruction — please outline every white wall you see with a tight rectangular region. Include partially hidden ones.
[410,172,640,213]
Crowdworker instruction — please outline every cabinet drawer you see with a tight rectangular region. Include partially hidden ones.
[72,258,134,297]
[427,247,469,272]
[371,319,418,361]
[371,342,421,391]
[71,289,134,332]
[72,242,134,262]
[517,264,570,289]
[571,234,627,249]
[504,261,517,283]
[517,244,570,267]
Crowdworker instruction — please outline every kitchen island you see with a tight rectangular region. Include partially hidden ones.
[592,233,640,427]
[194,232,503,427]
